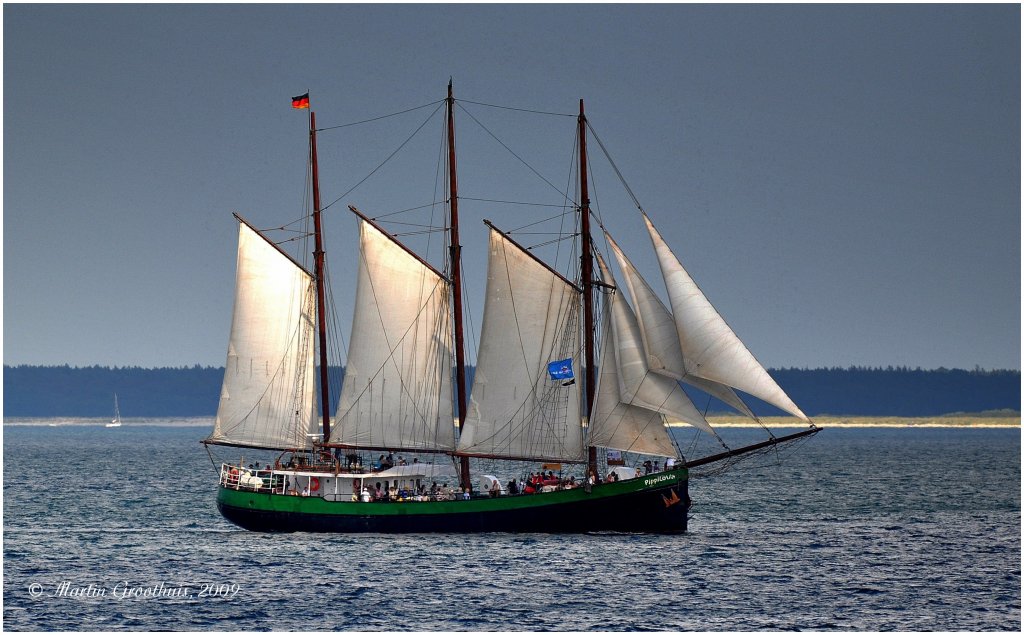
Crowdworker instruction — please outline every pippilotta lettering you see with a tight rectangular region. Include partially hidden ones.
[643,474,675,487]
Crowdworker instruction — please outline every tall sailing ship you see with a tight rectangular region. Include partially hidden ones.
[203,84,819,533]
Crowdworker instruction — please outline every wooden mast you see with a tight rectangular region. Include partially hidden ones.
[309,109,332,443]
[578,100,598,477]
[447,80,472,492]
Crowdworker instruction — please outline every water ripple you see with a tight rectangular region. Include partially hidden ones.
[3,425,1020,631]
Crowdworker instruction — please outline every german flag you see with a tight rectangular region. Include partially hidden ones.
[291,93,310,109]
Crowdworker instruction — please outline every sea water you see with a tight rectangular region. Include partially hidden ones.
[2,421,1019,631]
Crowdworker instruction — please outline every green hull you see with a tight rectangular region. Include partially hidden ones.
[217,468,689,533]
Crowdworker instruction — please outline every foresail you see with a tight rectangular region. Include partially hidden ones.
[457,228,585,463]
[208,221,319,450]
[605,233,758,421]
[643,214,809,421]
[590,312,679,458]
[596,253,714,435]
[334,219,455,452]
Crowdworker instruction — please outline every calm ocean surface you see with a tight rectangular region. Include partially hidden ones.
[3,420,1020,631]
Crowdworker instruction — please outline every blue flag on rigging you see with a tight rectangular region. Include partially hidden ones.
[547,359,574,381]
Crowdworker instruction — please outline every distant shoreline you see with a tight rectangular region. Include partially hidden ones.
[702,415,1021,429]
[4,366,1020,418]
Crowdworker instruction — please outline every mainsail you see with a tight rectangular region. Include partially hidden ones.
[333,217,455,452]
[643,214,809,421]
[457,227,585,463]
[207,219,319,450]
[605,233,758,421]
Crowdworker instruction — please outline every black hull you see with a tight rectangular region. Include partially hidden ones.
[217,477,689,534]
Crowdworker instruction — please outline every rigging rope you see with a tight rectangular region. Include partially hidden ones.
[688,431,813,479]
[320,102,444,213]
[456,102,570,201]
[462,196,569,209]
[366,200,448,220]
[585,121,645,215]
[315,99,445,132]
[456,98,575,118]
[205,443,221,473]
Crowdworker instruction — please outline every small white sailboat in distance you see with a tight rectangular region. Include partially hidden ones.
[106,394,122,428]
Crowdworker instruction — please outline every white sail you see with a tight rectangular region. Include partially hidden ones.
[590,312,679,458]
[334,219,455,452]
[644,214,809,421]
[605,233,758,421]
[208,221,319,449]
[457,228,584,463]
[595,253,714,435]
[106,394,122,428]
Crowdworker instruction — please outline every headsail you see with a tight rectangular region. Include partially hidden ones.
[457,227,585,463]
[333,216,455,452]
[594,253,714,435]
[605,232,758,421]
[590,311,679,458]
[207,218,319,450]
[643,214,809,421]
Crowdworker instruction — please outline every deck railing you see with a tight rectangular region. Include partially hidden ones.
[219,464,288,494]
[217,462,659,502]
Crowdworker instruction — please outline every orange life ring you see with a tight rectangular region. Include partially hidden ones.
[309,477,320,492]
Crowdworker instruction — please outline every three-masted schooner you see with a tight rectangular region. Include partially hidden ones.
[203,84,819,533]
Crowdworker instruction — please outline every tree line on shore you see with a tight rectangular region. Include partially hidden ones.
[2,364,1019,418]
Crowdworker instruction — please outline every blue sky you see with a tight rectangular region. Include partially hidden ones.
[3,4,1020,370]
